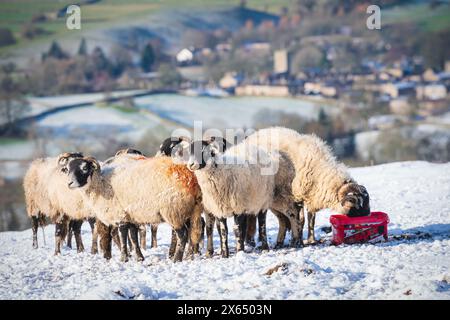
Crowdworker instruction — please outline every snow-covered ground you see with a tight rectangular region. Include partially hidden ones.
[134,94,331,129]
[0,161,449,300]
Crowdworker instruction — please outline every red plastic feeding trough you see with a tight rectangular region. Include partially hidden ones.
[330,211,389,245]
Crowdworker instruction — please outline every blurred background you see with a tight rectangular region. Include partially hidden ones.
[0,0,449,231]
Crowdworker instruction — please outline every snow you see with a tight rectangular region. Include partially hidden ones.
[134,94,329,129]
[0,161,449,300]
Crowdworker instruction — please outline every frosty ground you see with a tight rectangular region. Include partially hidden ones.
[0,161,449,300]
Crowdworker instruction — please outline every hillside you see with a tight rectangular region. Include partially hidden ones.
[0,161,449,299]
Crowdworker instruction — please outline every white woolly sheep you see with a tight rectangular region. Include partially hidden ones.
[186,139,281,257]
[66,155,203,262]
[245,127,370,243]
[23,152,96,254]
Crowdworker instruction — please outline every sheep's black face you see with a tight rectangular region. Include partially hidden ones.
[58,152,84,173]
[340,183,370,217]
[157,137,184,157]
[187,140,215,171]
[67,159,96,189]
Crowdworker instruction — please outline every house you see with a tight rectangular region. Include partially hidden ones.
[235,85,290,97]
[176,48,194,64]
[389,98,414,116]
[219,72,241,89]
[320,84,338,98]
[304,82,321,95]
[416,84,447,101]
[382,82,416,99]
[423,68,439,82]
[274,49,289,74]
[417,100,449,117]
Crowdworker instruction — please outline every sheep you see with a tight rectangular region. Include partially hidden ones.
[65,155,203,262]
[23,152,95,254]
[102,148,150,251]
[162,135,301,254]
[186,139,285,257]
[245,127,370,244]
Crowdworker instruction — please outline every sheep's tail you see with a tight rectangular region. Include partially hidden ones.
[189,202,204,247]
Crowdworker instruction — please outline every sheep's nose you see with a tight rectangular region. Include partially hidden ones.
[68,181,74,188]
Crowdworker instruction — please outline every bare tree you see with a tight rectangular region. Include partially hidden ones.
[0,63,29,135]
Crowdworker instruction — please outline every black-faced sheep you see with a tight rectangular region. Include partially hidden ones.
[66,156,203,262]
[186,139,281,257]
[23,152,95,254]
[245,127,370,243]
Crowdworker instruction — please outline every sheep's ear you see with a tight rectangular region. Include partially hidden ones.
[57,153,71,167]
[115,149,127,157]
[178,136,192,143]
[84,157,100,172]
[208,140,221,156]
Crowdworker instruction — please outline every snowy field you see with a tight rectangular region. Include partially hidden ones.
[134,94,330,129]
[0,161,449,300]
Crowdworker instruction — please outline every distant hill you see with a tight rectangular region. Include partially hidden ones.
[107,6,279,53]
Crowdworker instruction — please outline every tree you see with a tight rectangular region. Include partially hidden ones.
[291,46,324,73]
[0,64,29,135]
[42,41,68,61]
[157,63,182,88]
[421,30,450,71]
[78,38,87,55]
[141,43,155,72]
[0,28,16,47]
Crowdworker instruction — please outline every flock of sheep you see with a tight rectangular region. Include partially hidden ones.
[23,126,371,262]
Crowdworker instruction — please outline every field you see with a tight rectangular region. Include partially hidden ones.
[0,161,449,299]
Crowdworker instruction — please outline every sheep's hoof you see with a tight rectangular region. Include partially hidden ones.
[246,239,256,247]
[103,253,112,260]
[273,243,285,250]
[136,255,145,262]
[32,243,38,249]
[290,240,304,248]
[54,251,61,256]
[91,248,98,255]
[121,255,129,263]
[77,247,85,253]
[306,238,317,245]
[206,250,214,258]
[221,251,229,258]
[258,243,270,251]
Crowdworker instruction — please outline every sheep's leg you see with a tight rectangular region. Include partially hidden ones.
[168,229,177,259]
[217,218,229,258]
[245,215,257,247]
[97,221,112,260]
[31,215,39,249]
[233,214,247,252]
[111,227,121,250]
[287,209,303,248]
[173,225,188,262]
[205,213,215,257]
[138,225,147,250]
[297,204,305,244]
[150,224,158,248]
[307,211,316,244]
[66,220,74,249]
[89,218,98,254]
[54,216,68,255]
[128,224,144,262]
[257,210,269,250]
[118,223,130,262]
[127,233,134,257]
[73,219,85,253]
[273,211,288,249]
